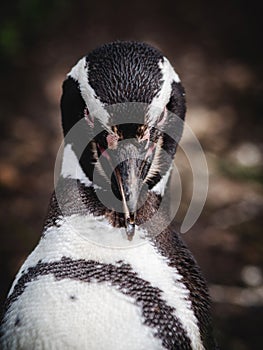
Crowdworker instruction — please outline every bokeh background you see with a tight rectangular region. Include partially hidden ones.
[0,1,262,349]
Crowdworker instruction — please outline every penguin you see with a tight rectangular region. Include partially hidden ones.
[0,41,217,350]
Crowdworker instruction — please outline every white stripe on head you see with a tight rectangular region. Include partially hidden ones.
[147,57,181,127]
[61,143,93,187]
[68,57,110,129]
[151,164,173,196]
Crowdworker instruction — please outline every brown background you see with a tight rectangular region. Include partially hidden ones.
[0,1,262,349]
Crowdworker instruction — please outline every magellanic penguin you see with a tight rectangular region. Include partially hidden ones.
[0,42,217,350]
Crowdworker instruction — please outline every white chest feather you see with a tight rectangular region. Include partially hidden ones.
[1,215,204,350]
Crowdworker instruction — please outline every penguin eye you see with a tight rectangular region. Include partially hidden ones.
[84,107,94,128]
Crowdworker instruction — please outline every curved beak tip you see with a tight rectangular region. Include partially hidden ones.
[126,222,135,241]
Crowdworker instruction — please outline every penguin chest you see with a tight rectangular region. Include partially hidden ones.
[3,274,163,350]
[1,217,205,350]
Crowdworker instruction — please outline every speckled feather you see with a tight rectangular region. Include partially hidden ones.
[3,257,194,350]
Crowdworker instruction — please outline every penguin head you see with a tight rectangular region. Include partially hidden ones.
[61,41,186,238]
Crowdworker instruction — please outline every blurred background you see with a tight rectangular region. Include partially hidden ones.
[0,1,262,349]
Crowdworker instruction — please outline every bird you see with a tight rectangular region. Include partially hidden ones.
[0,41,217,350]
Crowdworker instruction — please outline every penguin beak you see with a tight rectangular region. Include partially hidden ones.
[97,135,151,240]
[113,146,144,241]
[114,163,136,240]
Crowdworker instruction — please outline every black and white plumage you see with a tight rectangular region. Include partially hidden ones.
[0,42,216,349]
